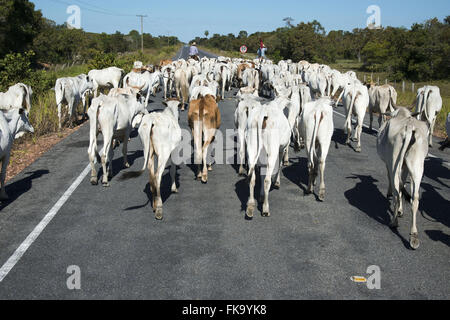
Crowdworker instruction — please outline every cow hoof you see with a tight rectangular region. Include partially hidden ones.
[90,177,98,186]
[102,181,110,188]
[274,181,281,189]
[207,165,213,172]
[124,162,130,168]
[398,210,404,218]
[283,161,290,167]
[355,147,361,153]
[172,187,179,194]
[318,190,326,202]
[410,233,420,250]
[261,211,271,217]
[246,204,255,219]
[238,167,247,177]
[155,208,163,221]
[201,179,208,184]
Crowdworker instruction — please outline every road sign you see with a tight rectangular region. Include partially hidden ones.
[240,45,248,54]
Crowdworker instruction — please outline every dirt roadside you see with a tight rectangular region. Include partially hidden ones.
[6,122,87,183]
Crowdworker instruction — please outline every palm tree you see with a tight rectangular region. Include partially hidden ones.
[204,30,209,38]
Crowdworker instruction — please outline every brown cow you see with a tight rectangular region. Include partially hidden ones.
[188,95,221,183]
[159,59,172,69]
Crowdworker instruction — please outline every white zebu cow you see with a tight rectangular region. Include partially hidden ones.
[304,70,328,97]
[377,107,429,249]
[342,82,369,152]
[235,95,262,176]
[174,68,189,110]
[0,108,34,201]
[214,63,232,100]
[123,70,152,106]
[121,99,182,220]
[415,85,443,147]
[283,86,302,165]
[190,81,219,101]
[299,98,334,201]
[367,84,397,131]
[55,74,94,129]
[88,67,124,97]
[108,87,140,97]
[87,93,148,187]
[161,65,175,100]
[245,97,291,218]
[0,83,33,113]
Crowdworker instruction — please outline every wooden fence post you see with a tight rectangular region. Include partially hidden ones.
[402,81,405,93]
[412,83,415,93]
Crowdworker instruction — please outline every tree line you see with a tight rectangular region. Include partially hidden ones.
[194,17,450,81]
[0,0,180,66]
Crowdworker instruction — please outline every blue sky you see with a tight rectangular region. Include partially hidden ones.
[33,0,449,42]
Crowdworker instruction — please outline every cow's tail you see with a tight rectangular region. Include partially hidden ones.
[118,69,126,88]
[309,110,323,166]
[19,84,32,112]
[423,88,433,123]
[247,108,266,178]
[181,75,189,105]
[55,81,65,106]
[388,86,397,112]
[394,123,414,185]
[88,101,102,164]
[120,117,155,180]
[344,87,357,133]
[416,90,424,120]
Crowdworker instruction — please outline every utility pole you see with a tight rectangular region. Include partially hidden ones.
[136,15,147,53]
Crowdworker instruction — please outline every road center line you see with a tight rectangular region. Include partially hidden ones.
[333,110,450,168]
[0,164,91,283]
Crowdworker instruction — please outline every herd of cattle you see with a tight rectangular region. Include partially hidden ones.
[0,54,448,250]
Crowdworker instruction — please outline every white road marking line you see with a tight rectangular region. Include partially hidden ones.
[0,164,91,283]
[333,110,450,168]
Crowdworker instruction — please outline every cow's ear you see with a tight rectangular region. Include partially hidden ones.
[19,108,24,115]
[136,93,142,102]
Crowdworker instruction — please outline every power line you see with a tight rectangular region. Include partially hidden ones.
[73,0,135,17]
[137,15,148,53]
[48,0,136,17]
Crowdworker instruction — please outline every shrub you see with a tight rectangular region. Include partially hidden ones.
[88,52,117,70]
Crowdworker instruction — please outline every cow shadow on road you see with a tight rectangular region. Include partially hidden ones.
[124,169,180,212]
[344,175,391,226]
[95,150,144,183]
[420,183,450,229]
[344,174,412,248]
[423,157,450,189]
[283,157,309,194]
[0,170,49,211]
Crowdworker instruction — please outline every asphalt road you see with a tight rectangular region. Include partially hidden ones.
[0,46,448,300]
